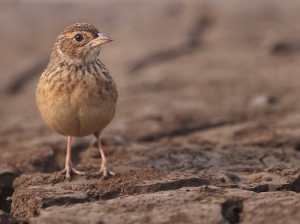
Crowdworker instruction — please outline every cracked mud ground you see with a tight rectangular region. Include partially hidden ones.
[2,1,300,223]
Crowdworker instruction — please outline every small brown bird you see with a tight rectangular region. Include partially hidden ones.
[36,23,118,180]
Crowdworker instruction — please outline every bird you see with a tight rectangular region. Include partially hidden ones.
[36,23,118,180]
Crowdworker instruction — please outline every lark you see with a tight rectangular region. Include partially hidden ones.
[36,23,118,180]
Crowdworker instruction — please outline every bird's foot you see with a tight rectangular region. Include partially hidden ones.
[92,164,115,179]
[60,163,85,180]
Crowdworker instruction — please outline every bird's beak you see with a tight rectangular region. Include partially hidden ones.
[90,33,113,47]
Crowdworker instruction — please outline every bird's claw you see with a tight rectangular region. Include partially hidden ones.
[60,166,85,180]
[92,165,115,179]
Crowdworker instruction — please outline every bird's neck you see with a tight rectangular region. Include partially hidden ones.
[50,45,101,67]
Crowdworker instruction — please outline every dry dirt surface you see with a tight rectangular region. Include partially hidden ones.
[2,0,300,223]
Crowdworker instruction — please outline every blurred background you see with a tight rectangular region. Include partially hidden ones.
[2,0,300,216]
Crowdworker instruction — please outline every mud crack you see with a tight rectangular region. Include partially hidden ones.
[3,58,48,95]
[130,14,212,73]
[221,199,244,224]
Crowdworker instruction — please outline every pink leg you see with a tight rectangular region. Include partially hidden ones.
[93,133,115,178]
[60,136,85,180]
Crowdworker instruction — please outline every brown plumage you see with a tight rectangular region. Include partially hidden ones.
[36,23,118,180]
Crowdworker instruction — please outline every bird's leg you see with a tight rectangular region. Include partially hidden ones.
[93,132,115,178]
[60,136,85,180]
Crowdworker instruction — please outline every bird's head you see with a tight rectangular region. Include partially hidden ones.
[51,23,113,64]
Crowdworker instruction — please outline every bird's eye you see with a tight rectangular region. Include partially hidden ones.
[74,34,83,42]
